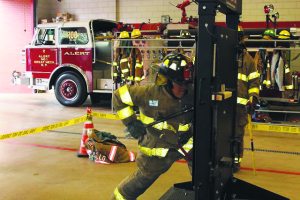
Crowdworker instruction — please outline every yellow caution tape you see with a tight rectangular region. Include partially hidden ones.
[0,116,86,140]
[92,112,119,120]
[252,123,300,134]
[4,109,299,140]
[0,111,120,140]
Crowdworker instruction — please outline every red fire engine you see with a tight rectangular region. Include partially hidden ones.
[12,19,121,106]
[12,17,196,107]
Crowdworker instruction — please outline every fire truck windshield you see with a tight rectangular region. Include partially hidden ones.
[60,27,89,45]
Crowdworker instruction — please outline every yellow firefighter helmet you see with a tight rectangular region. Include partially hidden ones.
[131,29,142,38]
[119,31,129,39]
[278,30,291,39]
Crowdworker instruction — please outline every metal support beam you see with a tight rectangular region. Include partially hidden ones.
[194,1,217,199]
[194,1,241,199]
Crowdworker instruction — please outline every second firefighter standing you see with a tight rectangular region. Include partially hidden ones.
[234,29,260,172]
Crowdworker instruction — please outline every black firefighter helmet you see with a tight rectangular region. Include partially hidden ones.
[158,52,193,85]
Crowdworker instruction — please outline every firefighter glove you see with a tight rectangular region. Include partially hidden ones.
[127,120,146,139]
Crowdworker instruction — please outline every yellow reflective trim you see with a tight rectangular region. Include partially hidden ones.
[181,60,187,66]
[234,157,242,163]
[117,106,134,120]
[237,97,248,105]
[164,59,169,66]
[119,85,133,106]
[134,77,141,81]
[153,121,176,133]
[237,73,248,82]
[113,73,118,77]
[113,62,117,66]
[140,111,176,132]
[248,72,260,80]
[285,85,293,89]
[121,68,129,73]
[139,145,169,157]
[178,137,193,155]
[263,80,271,85]
[248,87,259,95]
[285,68,290,73]
[114,188,126,200]
[140,111,155,124]
[120,58,128,63]
[127,76,133,80]
[136,63,143,68]
[178,123,190,132]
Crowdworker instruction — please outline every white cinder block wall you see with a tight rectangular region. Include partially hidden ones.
[37,0,116,22]
[37,0,300,24]
[36,0,58,23]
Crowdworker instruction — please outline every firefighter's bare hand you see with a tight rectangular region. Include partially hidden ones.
[127,120,146,139]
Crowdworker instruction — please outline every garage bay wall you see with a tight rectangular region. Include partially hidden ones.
[0,0,34,93]
[37,0,116,22]
[37,0,300,24]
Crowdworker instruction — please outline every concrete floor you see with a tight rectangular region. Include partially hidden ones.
[0,93,300,200]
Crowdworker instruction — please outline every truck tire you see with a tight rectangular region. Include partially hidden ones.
[54,72,88,106]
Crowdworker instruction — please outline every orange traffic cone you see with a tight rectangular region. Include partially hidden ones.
[86,107,92,121]
[77,107,94,157]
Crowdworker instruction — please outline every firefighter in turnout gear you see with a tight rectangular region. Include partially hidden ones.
[129,29,144,84]
[113,31,132,83]
[234,27,260,172]
[112,52,194,200]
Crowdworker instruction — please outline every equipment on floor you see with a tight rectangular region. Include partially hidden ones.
[76,107,136,163]
[85,130,136,164]
[77,107,94,157]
